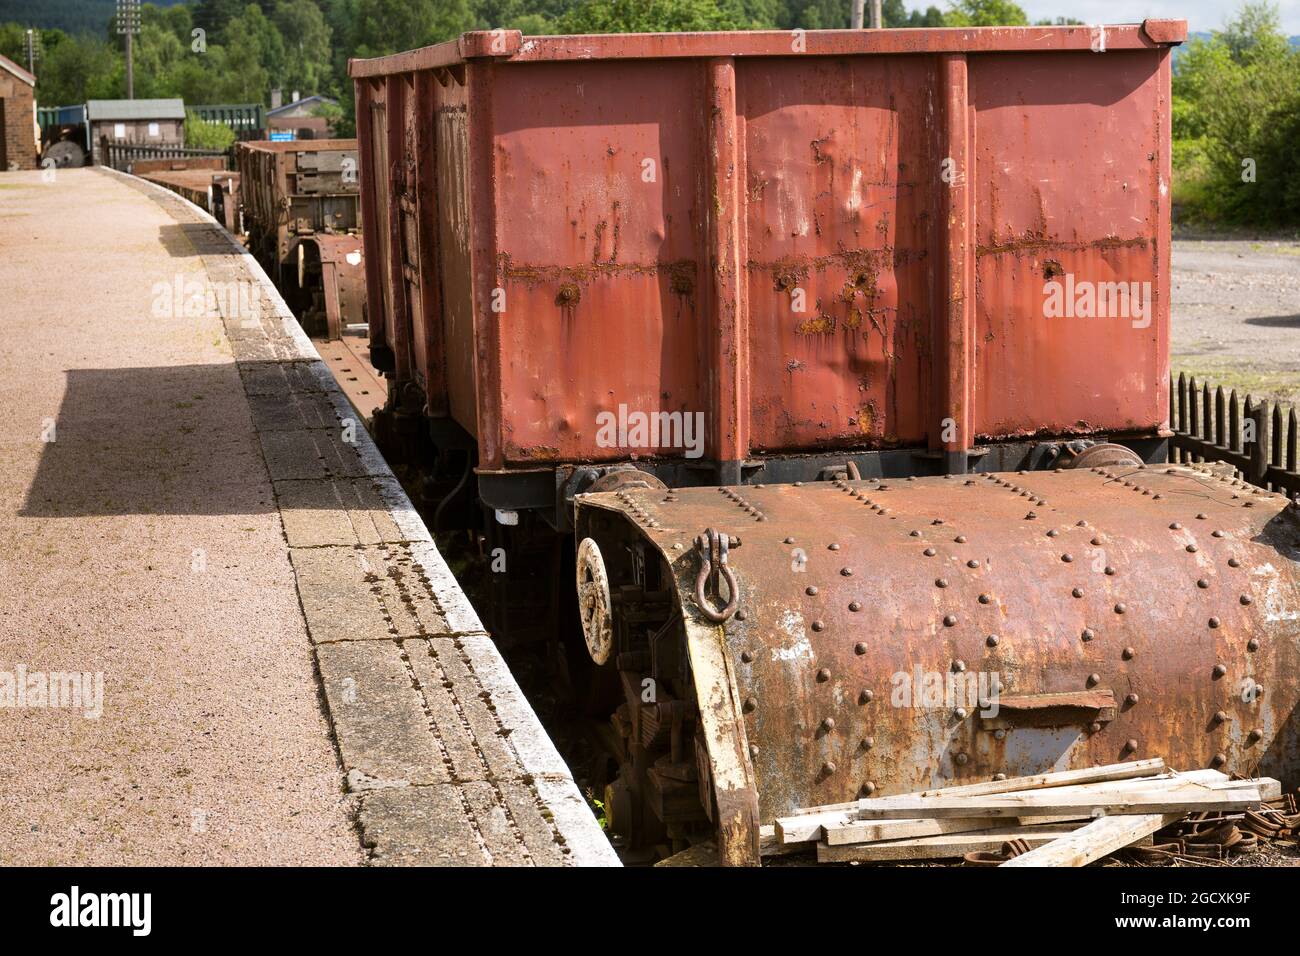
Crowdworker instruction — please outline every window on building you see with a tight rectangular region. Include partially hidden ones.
[148,122,160,138]
[113,123,126,139]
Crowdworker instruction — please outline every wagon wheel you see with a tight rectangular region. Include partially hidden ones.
[576,537,614,665]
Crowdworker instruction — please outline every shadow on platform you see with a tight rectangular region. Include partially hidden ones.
[21,364,277,517]
[157,222,241,258]
[1243,314,1300,329]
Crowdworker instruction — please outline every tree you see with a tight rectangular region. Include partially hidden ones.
[275,0,333,95]
[942,0,1028,26]
[229,4,285,88]
[35,34,120,104]
[354,0,473,56]
[184,109,237,148]
[1172,1,1300,224]
[193,0,249,45]
[559,0,775,32]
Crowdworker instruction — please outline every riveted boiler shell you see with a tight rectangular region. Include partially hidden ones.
[579,466,1300,824]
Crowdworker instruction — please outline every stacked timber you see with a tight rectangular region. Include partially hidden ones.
[771,760,1289,867]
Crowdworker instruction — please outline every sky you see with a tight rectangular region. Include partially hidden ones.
[1017,0,1300,34]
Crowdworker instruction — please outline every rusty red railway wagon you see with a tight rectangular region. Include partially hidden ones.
[351,24,1300,867]
[351,22,1184,516]
[236,139,366,341]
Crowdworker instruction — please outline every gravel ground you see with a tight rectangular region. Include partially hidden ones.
[0,168,362,865]
[1172,236,1300,405]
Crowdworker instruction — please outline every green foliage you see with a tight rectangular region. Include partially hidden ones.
[184,108,238,149]
[275,0,333,93]
[352,0,474,56]
[942,0,1028,27]
[557,0,764,33]
[0,0,188,36]
[1173,2,1300,225]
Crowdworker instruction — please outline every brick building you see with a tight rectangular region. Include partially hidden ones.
[0,52,37,171]
[87,99,185,166]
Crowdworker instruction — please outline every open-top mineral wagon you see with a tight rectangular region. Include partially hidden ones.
[350,22,1300,864]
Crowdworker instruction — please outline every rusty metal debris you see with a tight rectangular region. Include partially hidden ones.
[575,466,1300,864]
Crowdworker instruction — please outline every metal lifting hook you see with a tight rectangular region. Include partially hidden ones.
[694,528,739,623]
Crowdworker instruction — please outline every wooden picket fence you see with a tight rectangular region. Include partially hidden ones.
[1169,372,1300,499]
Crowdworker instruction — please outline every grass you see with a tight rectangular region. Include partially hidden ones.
[1171,357,1300,407]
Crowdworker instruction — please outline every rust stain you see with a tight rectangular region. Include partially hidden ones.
[498,252,697,289]
[977,232,1149,258]
[796,314,836,335]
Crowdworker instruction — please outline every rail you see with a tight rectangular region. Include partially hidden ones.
[1169,372,1299,498]
[102,140,231,173]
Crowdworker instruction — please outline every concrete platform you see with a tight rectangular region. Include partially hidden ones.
[0,167,616,866]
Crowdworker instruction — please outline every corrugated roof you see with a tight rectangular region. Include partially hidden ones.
[87,99,186,121]
[0,52,35,86]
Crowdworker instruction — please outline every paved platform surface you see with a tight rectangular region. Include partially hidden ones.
[0,167,616,866]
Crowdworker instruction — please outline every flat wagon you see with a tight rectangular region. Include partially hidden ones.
[235,139,365,340]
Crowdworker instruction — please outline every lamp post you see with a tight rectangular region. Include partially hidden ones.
[24,29,40,76]
[115,0,141,100]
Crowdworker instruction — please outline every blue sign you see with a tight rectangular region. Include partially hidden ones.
[269,131,295,142]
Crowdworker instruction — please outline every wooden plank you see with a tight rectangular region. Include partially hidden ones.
[779,761,1169,842]
[852,764,1216,816]
[816,822,1090,864]
[853,769,1229,820]
[1000,813,1181,868]
[815,773,1232,846]
[1218,776,1281,800]
[775,810,853,845]
[826,813,1086,847]
[654,841,720,867]
[854,786,1261,820]
[878,759,1165,803]
[760,825,805,858]
[793,758,1165,828]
